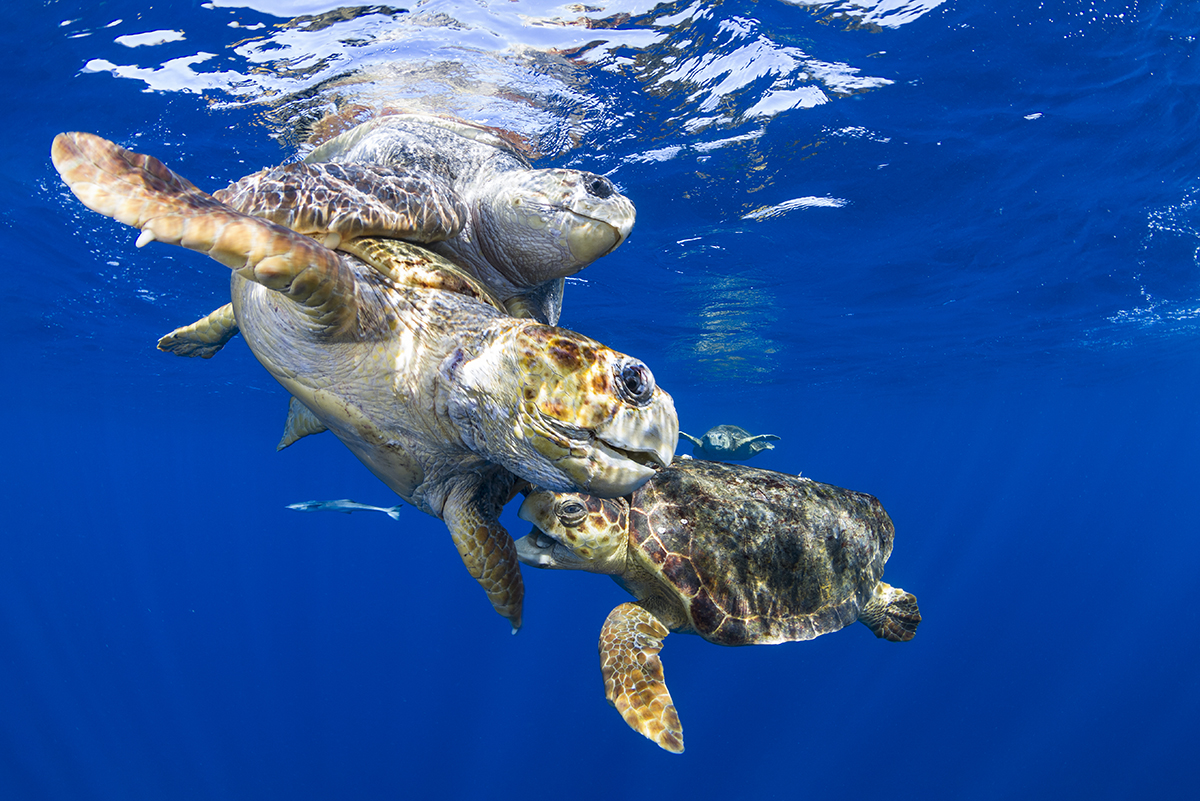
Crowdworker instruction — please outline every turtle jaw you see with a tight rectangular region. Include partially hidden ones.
[513,528,577,569]
[514,492,580,569]
[564,209,633,265]
[541,396,678,498]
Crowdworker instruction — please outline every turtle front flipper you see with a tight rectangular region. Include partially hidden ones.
[158,303,239,358]
[599,602,683,753]
[679,432,702,448]
[440,476,524,632]
[745,433,781,455]
[51,132,357,317]
[747,434,781,445]
[214,162,468,249]
[859,582,921,642]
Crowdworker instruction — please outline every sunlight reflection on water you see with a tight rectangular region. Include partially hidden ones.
[68,0,903,154]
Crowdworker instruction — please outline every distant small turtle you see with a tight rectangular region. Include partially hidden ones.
[515,458,920,752]
[52,131,677,631]
[155,112,635,359]
[680,424,779,460]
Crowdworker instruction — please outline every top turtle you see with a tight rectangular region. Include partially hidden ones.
[680,424,779,460]
[51,131,677,632]
[515,457,920,751]
[224,112,636,324]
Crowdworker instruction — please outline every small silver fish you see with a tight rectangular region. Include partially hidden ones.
[286,499,404,521]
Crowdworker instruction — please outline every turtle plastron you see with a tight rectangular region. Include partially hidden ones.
[599,602,683,753]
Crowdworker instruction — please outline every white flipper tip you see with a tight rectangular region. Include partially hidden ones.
[135,229,157,248]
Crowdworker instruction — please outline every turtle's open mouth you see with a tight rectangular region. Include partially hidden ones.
[576,438,666,497]
[596,438,668,470]
[513,526,560,568]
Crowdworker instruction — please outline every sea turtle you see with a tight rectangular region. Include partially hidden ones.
[514,457,920,752]
[304,112,635,322]
[155,111,636,358]
[680,424,780,460]
[51,131,677,632]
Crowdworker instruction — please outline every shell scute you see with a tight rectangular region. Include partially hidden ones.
[632,459,896,645]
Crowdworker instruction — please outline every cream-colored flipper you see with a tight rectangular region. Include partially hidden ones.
[214,161,468,249]
[157,302,239,358]
[599,602,683,753]
[50,131,356,326]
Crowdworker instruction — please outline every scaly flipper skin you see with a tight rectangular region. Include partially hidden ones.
[860,582,921,642]
[214,162,468,249]
[157,302,239,358]
[50,132,357,328]
[442,477,524,631]
[600,602,683,753]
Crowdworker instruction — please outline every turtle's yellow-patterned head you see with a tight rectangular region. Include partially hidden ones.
[511,325,677,497]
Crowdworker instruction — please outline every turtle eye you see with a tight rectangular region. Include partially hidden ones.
[615,360,654,406]
[582,172,615,199]
[557,499,588,527]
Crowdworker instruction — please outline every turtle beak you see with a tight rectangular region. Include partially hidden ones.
[579,391,678,496]
[513,527,560,568]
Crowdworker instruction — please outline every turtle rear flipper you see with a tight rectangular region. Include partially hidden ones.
[215,162,468,248]
[860,582,921,642]
[158,303,239,358]
[278,396,329,450]
[600,602,683,753]
[51,132,357,320]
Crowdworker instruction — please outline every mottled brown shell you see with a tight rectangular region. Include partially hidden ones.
[629,459,895,646]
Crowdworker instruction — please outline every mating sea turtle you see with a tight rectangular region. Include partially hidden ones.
[680,424,779,460]
[304,112,634,323]
[156,112,636,358]
[51,131,677,631]
[515,457,920,751]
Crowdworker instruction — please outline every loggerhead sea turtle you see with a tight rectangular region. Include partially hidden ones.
[156,112,636,358]
[51,131,677,632]
[680,424,780,461]
[304,112,634,323]
[514,457,920,751]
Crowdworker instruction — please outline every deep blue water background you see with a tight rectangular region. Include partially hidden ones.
[3,1,1199,798]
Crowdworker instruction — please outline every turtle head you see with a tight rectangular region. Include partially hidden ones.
[477,168,636,286]
[515,491,629,574]
[444,323,677,497]
[705,429,734,452]
[510,325,677,496]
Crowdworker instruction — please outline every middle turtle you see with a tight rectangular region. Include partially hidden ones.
[51,131,676,633]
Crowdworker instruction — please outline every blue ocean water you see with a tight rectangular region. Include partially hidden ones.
[3,0,1198,798]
